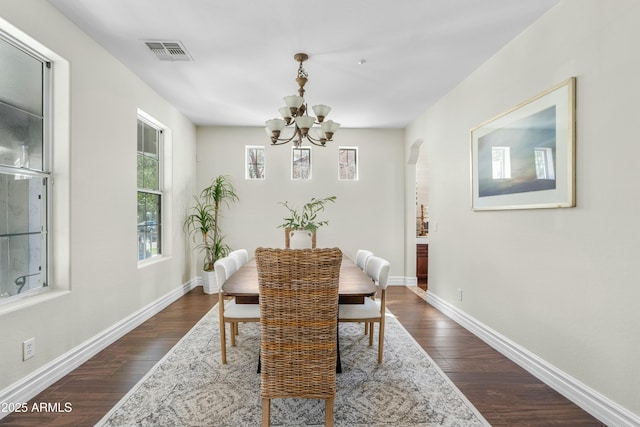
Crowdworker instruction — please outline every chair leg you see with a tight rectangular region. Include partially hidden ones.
[378,319,385,363]
[364,322,369,335]
[325,398,334,427]
[219,306,227,364]
[231,322,236,346]
[262,398,270,427]
[369,323,374,346]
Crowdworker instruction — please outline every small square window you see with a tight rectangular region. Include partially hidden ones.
[246,146,265,179]
[292,147,311,180]
[339,147,358,180]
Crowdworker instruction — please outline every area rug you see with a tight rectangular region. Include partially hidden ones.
[96,304,490,426]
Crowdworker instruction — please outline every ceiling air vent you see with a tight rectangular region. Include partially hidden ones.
[145,41,192,61]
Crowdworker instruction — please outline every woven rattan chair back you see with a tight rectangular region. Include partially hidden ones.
[255,247,342,427]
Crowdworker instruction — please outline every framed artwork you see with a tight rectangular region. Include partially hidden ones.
[470,77,576,210]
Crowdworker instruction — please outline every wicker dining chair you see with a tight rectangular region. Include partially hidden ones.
[255,247,342,427]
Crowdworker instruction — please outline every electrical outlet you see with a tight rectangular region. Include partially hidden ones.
[457,288,463,302]
[23,338,35,360]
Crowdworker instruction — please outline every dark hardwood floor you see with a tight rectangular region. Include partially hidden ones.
[1,286,604,426]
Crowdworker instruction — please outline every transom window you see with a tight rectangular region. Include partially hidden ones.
[339,147,358,180]
[246,146,265,180]
[0,32,51,303]
[292,147,311,180]
[137,116,163,261]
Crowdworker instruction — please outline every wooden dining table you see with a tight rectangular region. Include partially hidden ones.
[222,255,377,304]
[221,253,377,373]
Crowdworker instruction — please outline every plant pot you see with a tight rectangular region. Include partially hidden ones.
[202,270,218,294]
[289,229,313,249]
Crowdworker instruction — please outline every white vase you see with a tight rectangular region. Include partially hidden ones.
[202,270,217,294]
[289,230,313,249]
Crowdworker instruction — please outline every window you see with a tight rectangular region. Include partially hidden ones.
[534,147,555,180]
[246,146,265,179]
[137,116,163,261]
[491,146,511,179]
[339,147,358,180]
[292,147,311,180]
[0,33,51,302]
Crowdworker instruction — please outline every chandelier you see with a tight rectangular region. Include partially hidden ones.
[265,53,340,147]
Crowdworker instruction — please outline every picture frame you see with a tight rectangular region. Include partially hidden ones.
[470,77,576,211]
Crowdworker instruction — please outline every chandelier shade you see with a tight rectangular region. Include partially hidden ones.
[265,53,340,147]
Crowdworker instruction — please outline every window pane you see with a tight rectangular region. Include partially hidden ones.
[142,122,158,157]
[0,173,46,299]
[292,147,311,180]
[339,147,357,180]
[246,146,265,179]
[137,120,144,152]
[142,155,159,190]
[0,90,44,172]
[137,153,144,188]
[0,37,43,116]
[137,192,161,260]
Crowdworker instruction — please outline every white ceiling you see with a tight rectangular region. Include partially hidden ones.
[47,0,559,129]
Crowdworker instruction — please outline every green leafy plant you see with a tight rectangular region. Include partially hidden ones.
[278,196,336,233]
[184,175,239,271]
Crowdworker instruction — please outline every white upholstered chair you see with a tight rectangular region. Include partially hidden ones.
[215,256,260,364]
[229,248,249,269]
[355,249,374,334]
[338,256,390,363]
[355,249,373,271]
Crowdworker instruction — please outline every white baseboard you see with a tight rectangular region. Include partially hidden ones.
[0,279,198,420]
[389,276,411,286]
[426,291,640,427]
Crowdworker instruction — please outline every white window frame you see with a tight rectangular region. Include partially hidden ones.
[245,145,265,180]
[0,30,52,305]
[137,112,164,263]
[291,146,311,180]
[338,146,358,181]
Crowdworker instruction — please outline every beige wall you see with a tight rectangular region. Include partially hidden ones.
[406,0,640,416]
[3,0,638,422]
[195,126,405,276]
[0,0,197,389]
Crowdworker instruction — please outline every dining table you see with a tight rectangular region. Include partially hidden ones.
[221,252,377,373]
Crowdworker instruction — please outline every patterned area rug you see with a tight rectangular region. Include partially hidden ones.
[97,303,489,426]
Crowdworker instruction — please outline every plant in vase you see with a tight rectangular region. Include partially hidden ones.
[185,175,239,293]
[278,196,336,248]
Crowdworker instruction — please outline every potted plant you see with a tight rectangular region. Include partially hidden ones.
[185,175,239,293]
[278,196,336,248]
